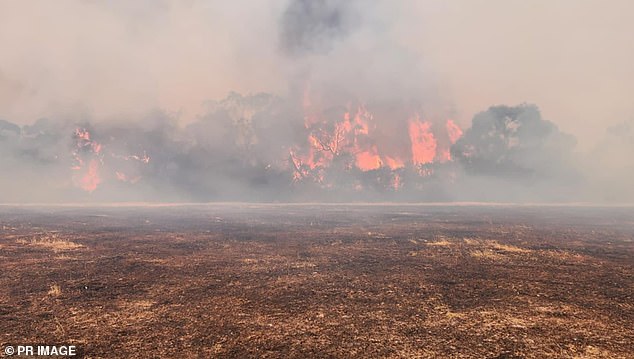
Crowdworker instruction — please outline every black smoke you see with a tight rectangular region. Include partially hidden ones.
[279,0,359,56]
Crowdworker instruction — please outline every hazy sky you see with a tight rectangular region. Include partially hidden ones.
[1,0,633,150]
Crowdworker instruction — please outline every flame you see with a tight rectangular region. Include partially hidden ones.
[289,93,463,190]
[74,128,91,141]
[70,127,150,192]
[72,128,103,192]
[77,159,101,192]
[299,104,392,174]
[446,119,463,144]
[408,116,437,165]
[436,119,463,162]
[384,156,405,170]
[355,146,382,171]
[48,94,466,195]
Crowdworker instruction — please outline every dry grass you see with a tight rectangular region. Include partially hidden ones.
[444,311,466,319]
[574,345,615,358]
[289,261,317,269]
[470,249,505,260]
[47,284,61,297]
[540,250,588,262]
[465,238,531,260]
[490,241,530,253]
[426,239,452,246]
[16,233,84,252]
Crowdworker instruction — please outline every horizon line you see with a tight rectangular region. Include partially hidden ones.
[1,201,634,208]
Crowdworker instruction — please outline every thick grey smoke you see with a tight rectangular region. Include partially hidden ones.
[0,1,632,203]
[0,99,632,203]
[449,105,583,202]
[280,0,357,55]
[452,105,577,180]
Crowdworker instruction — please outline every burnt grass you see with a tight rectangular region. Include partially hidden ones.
[0,204,633,358]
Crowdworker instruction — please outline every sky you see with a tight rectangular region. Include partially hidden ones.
[0,0,632,202]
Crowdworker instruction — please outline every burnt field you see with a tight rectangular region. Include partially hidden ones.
[0,204,633,358]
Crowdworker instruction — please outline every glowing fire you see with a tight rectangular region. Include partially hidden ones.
[67,96,462,194]
[384,156,405,170]
[78,159,101,192]
[408,116,437,166]
[71,128,103,192]
[70,128,150,193]
[355,147,382,171]
[446,119,463,144]
[290,97,463,191]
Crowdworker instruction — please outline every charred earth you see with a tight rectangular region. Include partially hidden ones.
[1,204,632,358]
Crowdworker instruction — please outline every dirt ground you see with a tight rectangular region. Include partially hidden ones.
[0,204,632,358]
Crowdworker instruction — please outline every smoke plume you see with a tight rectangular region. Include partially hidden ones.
[0,1,632,203]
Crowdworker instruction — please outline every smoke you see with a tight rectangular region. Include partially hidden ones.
[279,0,358,56]
[585,121,634,202]
[0,1,633,203]
[452,105,577,179]
[449,105,582,202]
[0,99,632,203]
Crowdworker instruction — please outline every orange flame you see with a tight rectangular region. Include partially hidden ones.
[408,116,437,165]
[291,95,463,189]
[78,159,101,192]
[383,156,405,170]
[446,119,463,144]
[71,127,150,192]
[355,146,382,171]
